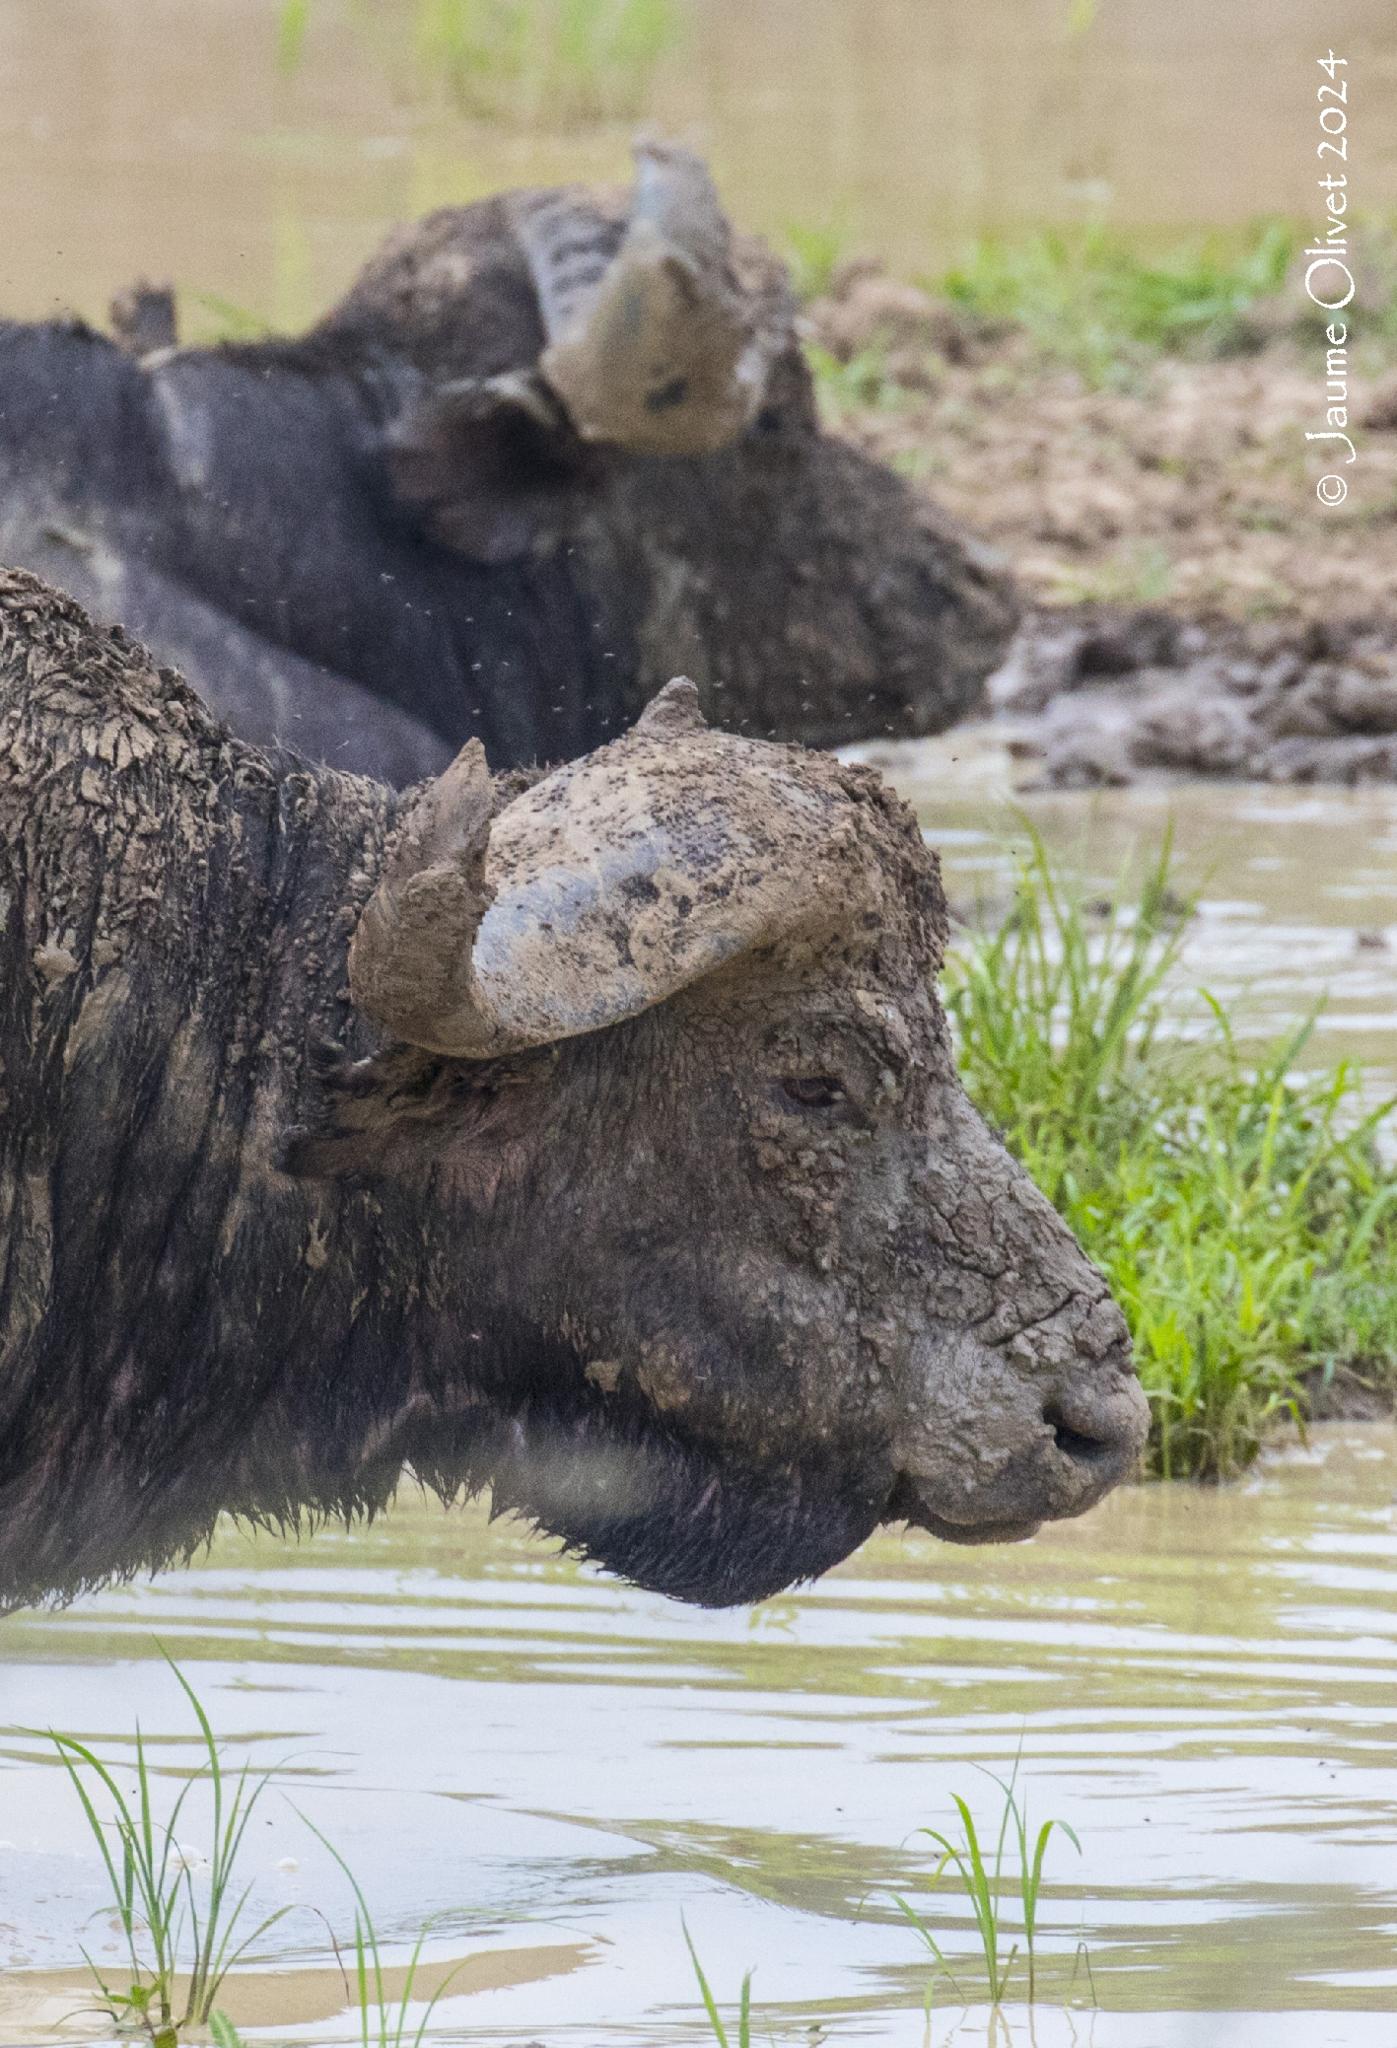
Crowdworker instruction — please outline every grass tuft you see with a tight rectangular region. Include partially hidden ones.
[280,0,679,125]
[298,1812,466,2048]
[185,293,274,344]
[45,1652,288,2040]
[276,0,313,73]
[782,219,854,303]
[947,833,1397,1479]
[894,1755,1080,2006]
[806,340,914,424]
[47,1658,466,2046]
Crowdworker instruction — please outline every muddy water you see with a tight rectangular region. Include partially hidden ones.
[3,0,1397,332]
[0,1427,1394,2046]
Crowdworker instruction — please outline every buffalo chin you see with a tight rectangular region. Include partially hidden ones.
[885,1476,1043,1547]
[465,1400,888,1608]
[897,1509,1044,1547]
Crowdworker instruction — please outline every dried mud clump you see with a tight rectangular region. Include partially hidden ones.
[993,608,1397,788]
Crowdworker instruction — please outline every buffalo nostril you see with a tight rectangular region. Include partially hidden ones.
[1043,1400,1115,1464]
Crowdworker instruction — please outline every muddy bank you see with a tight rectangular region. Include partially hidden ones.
[809,265,1397,785]
[992,605,1397,789]
[1301,1363,1397,1423]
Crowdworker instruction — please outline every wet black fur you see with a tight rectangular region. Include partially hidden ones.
[0,572,896,1611]
[0,300,1016,783]
[0,319,631,778]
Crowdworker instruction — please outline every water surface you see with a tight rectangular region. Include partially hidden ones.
[1,1427,1395,2045]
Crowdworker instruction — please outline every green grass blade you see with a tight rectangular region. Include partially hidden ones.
[682,1917,732,2048]
[296,1808,390,2026]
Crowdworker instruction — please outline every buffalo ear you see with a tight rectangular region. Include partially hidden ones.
[281,1042,551,1181]
[380,372,602,563]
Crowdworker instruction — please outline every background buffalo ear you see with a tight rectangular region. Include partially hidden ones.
[378,373,603,563]
[281,1042,552,1181]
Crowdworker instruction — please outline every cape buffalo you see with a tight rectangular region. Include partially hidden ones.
[0,146,1017,783]
[0,568,1142,1611]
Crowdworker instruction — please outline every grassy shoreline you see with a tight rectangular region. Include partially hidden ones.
[947,837,1397,1481]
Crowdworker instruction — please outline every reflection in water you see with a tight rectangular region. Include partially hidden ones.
[0,1942,588,2039]
[0,1429,1395,2043]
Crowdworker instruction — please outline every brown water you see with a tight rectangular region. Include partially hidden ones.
[3,0,1396,331]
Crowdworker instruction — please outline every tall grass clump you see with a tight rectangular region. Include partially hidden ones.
[935,221,1294,377]
[49,1658,466,2046]
[946,835,1397,1479]
[46,1654,287,2040]
[280,0,680,126]
[894,1759,1080,2005]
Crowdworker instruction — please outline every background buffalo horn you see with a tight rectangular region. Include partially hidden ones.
[517,140,762,459]
[349,678,867,1059]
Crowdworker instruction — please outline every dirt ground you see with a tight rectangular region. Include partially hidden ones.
[807,268,1397,784]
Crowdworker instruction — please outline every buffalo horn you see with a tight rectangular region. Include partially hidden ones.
[519,141,763,459]
[348,679,865,1058]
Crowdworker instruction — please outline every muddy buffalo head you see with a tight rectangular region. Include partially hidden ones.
[295,682,1145,1605]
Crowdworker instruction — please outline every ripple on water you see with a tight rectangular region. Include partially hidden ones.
[0,1427,1394,2044]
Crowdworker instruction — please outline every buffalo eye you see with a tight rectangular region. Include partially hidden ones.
[781,1075,847,1110]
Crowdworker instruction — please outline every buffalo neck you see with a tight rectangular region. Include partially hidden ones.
[0,574,505,1600]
